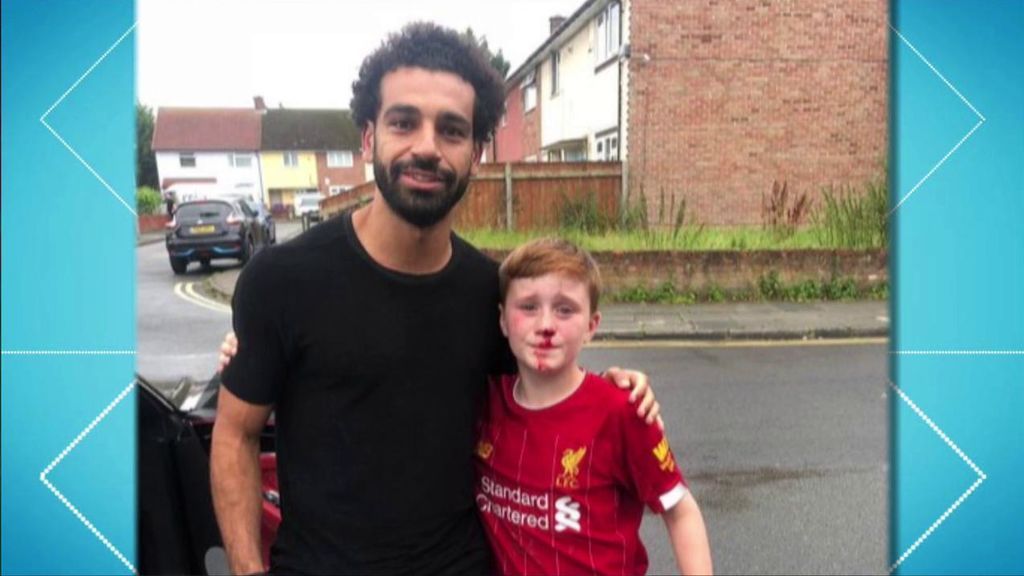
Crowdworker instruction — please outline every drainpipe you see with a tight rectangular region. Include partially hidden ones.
[618,11,628,225]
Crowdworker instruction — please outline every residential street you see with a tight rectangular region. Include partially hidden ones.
[582,343,887,575]
[136,220,302,386]
[138,222,886,575]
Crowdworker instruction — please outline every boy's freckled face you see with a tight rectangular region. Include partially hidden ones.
[500,274,601,376]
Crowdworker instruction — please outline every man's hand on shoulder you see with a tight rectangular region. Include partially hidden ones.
[603,366,664,430]
[218,331,239,374]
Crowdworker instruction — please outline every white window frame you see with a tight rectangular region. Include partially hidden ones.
[328,185,351,197]
[179,152,196,168]
[551,51,560,96]
[283,151,299,167]
[595,130,619,161]
[596,2,621,64]
[326,150,354,168]
[522,70,538,112]
[230,153,253,168]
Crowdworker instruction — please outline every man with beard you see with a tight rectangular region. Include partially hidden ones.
[212,23,657,576]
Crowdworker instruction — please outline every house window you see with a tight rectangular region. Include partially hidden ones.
[283,152,299,167]
[329,185,351,197]
[230,153,253,168]
[523,70,537,112]
[564,147,586,162]
[326,150,354,168]
[596,131,619,161]
[179,152,196,168]
[551,51,560,96]
[596,2,621,63]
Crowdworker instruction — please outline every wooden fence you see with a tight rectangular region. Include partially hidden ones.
[321,161,622,231]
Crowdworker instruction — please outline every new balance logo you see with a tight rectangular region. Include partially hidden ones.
[554,496,581,532]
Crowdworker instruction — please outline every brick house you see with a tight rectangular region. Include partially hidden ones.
[493,0,889,226]
[259,109,367,210]
[151,108,264,203]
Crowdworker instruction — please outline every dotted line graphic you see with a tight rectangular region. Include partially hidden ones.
[2,350,136,356]
[39,381,137,574]
[888,380,986,573]
[39,22,137,216]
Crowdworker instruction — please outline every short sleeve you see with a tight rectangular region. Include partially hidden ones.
[620,410,688,514]
[221,252,288,406]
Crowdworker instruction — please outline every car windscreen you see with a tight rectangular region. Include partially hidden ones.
[298,197,321,207]
[176,202,233,221]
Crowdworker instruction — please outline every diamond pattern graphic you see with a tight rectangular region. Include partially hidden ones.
[888,24,991,574]
[39,382,137,574]
[23,19,139,574]
[889,25,985,215]
[39,22,137,216]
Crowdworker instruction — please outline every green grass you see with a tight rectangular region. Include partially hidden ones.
[608,274,888,305]
[458,227,848,252]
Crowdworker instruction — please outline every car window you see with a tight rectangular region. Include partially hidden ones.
[176,202,232,220]
[237,201,256,217]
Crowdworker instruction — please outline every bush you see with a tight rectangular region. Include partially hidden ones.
[557,192,614,234]
[762,180,811,240]
[136,186,162,215]
[812,176,888,249]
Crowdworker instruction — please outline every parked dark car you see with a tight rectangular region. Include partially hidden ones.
[137,374,279,575]
[165,199,269,274]
[243,198,277,245]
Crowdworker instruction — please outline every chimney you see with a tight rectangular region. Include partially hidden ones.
[253,95,266,110]
[549,15,566,35]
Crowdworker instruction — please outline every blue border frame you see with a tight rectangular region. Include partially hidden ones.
[1,1,1022,573]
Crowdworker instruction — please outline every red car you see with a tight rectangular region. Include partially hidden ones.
[137,374,279,574]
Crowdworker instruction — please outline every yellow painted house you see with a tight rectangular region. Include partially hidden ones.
[260,109,341,211]
[259,150,319,209]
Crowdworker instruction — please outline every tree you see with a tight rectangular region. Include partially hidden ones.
[462,28,510,79]
[136,103,159,189]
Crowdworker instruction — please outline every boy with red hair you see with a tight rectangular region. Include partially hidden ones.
[475,238,713,575]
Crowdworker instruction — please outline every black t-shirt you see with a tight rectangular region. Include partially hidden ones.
[222,213,514,575]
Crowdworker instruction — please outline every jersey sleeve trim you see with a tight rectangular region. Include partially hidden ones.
[658,481,689,512]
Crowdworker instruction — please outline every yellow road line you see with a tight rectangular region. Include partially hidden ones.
[587,337,887,349]
[173,282,231,314]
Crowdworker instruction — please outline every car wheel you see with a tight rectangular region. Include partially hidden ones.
[170,256,189,275]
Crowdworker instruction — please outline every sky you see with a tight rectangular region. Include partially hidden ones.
[137,0,584,110]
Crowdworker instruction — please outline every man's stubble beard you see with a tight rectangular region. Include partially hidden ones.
[373,138,472,229]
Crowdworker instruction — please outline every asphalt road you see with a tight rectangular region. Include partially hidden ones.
[137,220,302,387]
[580,343,888,575]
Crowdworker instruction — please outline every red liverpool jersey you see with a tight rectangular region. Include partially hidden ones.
[474,372,688,576]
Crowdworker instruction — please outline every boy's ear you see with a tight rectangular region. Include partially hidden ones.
[498,303,509,337]
[585,311,602,343]
[361,123,375,163]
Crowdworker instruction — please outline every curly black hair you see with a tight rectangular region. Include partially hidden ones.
[350,22,506,144]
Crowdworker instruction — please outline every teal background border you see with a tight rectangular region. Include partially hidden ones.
[891,1,1023,575]
[2,1,137,574]
[1,0,1021,574]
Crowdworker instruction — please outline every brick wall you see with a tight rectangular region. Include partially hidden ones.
[315,151,368,196]
[627,0,888,226]
[522,77,542,161]
[495,85,525,162]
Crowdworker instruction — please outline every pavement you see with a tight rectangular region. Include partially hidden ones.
[137,231,166,247]
[205,267,889,341]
